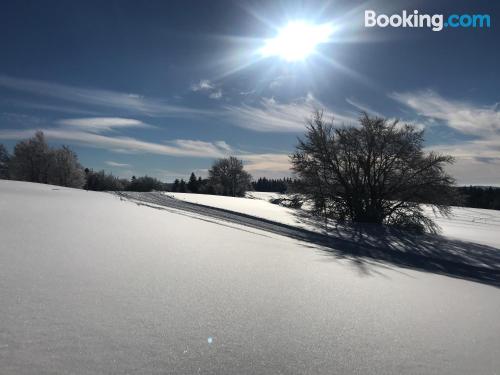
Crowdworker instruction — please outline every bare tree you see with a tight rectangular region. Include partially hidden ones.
[291,111,457,233]
[208,156,251,197]
[0,144,10,179]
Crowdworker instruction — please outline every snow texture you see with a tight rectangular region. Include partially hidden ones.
[1,180,500,374]
[169,191,500,248]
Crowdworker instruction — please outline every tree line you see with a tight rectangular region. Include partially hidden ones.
[0,131,85,188]
[458,186,500,210]
[0,131,169,192]
[0,132,252,196]
[252,177,295,193]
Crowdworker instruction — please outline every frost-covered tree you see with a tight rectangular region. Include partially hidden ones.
[291,111,457,233]
[0,144,10,179]
[84,169,126,191]
[208,156,251,197]
[9,131,52,183]
[48,146,85,188]
[9,132,84,188]
[128,176,165,192]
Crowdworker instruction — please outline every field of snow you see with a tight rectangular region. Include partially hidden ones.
[167,191,500,248]
[166,192,308,229]
[1,180,500,374]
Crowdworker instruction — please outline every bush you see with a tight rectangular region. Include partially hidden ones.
[269,195,303,209]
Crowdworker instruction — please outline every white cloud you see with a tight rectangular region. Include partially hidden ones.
[346,97,427,131]
[168,139,232,157]
[391,90,500,136]
[0,128,232,159]
[214,141,232,152]
[223,94,356,132]
[190,79,214,92]
[391,90,500,158]
[0,99,102,116]
[392,90,500,185]
[431,143,500,186]
[240,153,291,173]
[208,90,223,100]
[191,79,223,100]
[105,161,132,168]
[0,75,213,118]
[58,117,153,132]
[345,97,382,117]
[239,90,255,96]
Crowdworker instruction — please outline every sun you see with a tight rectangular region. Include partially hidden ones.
[259,21,334,62]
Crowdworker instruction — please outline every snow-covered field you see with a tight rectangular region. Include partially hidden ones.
[167,191,500,248]
[166,192,308,229]
[1,180,500,374]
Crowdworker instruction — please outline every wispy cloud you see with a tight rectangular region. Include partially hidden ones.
[191,79,223,100]
[428,138,500,185]
[208,90,223,100]
[345,97,382,117]
[391,90,500,136]
[58,117,154,133]
[0,128,232,158]
[424,133,500,172]
[0,75,213,118]
[105,161,132,168]
[57,117,154,133]
[190,79,214,92]
[391,89,500,158]
[392,90,500,185]
[223,94,356,132]
[214,140,232,152]
[168,139,232,157]
[0,98,102,116]
[240,153,291,173]
[347,97,426,131]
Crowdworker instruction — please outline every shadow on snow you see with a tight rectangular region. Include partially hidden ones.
[116,192,500,288]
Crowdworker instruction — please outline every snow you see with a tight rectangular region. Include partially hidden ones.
[1,180,500,374]
[166,192,308,229]
[429,206,500,248]
[167,191,500,248]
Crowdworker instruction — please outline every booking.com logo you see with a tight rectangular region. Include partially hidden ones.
[365,10,491,31]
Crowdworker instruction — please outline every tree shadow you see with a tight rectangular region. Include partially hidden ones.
[292,210,500,288]
[116,191,500,288]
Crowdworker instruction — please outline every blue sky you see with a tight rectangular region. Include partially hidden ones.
[0,0,499,184]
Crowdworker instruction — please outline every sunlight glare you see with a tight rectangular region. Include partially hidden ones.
[260,21,333,61]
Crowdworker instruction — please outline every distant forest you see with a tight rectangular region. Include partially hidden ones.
[251,177,295,193]
[458,186,500,211]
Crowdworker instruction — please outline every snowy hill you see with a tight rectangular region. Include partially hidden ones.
[1,180,500,374]
[167,191,500,248]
